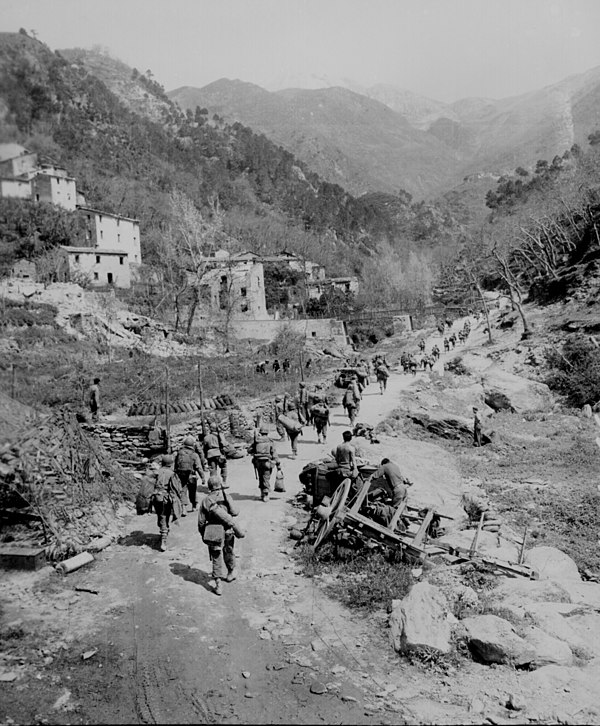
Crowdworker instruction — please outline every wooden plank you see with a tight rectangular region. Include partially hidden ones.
[413,509,434,548]
[387,501,407,533]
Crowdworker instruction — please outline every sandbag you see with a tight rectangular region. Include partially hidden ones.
[277,414,303,434]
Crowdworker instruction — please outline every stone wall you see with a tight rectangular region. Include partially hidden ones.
[228,317,351,347]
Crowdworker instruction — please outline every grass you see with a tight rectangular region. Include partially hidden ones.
[295,541,413,612]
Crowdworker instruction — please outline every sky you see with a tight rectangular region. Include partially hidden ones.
[3,0,600,102]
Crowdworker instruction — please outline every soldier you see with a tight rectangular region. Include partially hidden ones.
[248,424,281,501]
[409,356,418,376]
[375,361,389,394]
[310,395,330,443]
[418,339,426,353]
[87,377,101,421]
[175,435,206,514]
[372,458,412,507]
[272,359,280,373]
[332,430,358,485]
[432,344,440,362]
[274,394,286,440]
[473,406,482,447]
[296,382,310,424]
[449,333,457,349]
[198,474,245,596]
[282,358,291,374]
[342,384,359,425]
[203,422,228,482]
[443,337,450,353]
[152,454,183,552]
[277,408,303,458]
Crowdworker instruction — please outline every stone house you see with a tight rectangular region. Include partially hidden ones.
[60,247,131,289]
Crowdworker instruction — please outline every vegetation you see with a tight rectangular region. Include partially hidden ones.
[545,336,600,407]
[295,542,412,612]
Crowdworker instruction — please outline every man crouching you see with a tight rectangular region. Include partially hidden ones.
[198,473,245,596]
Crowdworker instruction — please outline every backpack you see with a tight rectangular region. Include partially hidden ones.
[135,476,155,515]
[175,446,196,472]
[343,388,357,406]
[311,404,328,422]
[253,438,271,461]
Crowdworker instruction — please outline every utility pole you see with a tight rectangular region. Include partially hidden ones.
[164,366,170,453]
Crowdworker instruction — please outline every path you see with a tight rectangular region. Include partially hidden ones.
[3,316,486,725]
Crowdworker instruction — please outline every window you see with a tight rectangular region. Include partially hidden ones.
[117,234,121,243]
[100,231,103,240]
[241,304,249,313]
[93,272,99,281]
[240,287,247,297]
[99,215,103,222]
[312,331,317,337]
[75,255,80,263]
[96,255,100,264]
[119,257,124,265]
[107,273,113,284]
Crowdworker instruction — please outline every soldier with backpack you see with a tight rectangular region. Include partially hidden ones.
[152,454,183,552]
[343,384,359,425]
[310,395,330,444]
[248,424,281,501]
[375,362,390,394]
[203,422,228,482]
[175,435,206,514]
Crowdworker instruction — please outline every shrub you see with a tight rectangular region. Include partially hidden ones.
[444,356,468,375]
[545,336,600,407]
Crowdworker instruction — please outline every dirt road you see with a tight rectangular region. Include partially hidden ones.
[2,320,483,725]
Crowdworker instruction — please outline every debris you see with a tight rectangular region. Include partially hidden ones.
[74,586,99,595]
[242,671,250,679]
[81,649,97,660]
[341,695,358,703]
[56,552,94,575]
[310,681,327,695]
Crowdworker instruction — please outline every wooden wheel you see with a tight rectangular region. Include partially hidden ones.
[313,479,352,551]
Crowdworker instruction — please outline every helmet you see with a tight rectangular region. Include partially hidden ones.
[275,395,282,402]
[299,382,305,388]
[210,422,219,433]
[312,395,321,403]
[208,473,228,490]
[161,454,174,465]
[183,435,195,446]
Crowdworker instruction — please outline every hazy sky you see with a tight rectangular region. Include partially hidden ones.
[3,0,600,102]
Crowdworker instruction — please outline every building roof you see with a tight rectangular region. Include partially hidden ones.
[33,170,76,182]
[60,246,129,256]
[0,143,31,162]
[76,206,139,224]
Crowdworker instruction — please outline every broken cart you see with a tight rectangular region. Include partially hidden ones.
[311,476,452,563]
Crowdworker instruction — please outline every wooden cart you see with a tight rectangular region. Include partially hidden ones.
[312,477,452,562]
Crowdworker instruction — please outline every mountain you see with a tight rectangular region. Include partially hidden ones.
[169,81,461,197]
[169,67,600,201]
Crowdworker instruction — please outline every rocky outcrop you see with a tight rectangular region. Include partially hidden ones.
[389,583,451,654]
[461,614,535,665]
[523,626,574,667]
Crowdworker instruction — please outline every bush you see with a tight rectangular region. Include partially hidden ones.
[545,336,600,407]
[444,356,468,375]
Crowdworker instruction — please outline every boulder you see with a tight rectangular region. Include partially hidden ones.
[523,604,594,660]
[523,626,574,667]
[493,577,573,607]
[524,546,581,583]
[389,582,451,654]
[460,354,553,413]
[461,614,535,665]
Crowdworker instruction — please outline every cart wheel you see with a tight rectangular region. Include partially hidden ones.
[313,479,351,551]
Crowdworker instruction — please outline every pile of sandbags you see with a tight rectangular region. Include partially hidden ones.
[127,394,235,417]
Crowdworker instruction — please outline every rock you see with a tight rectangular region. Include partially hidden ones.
[485,391,516,413]
[506,693,526,711]
[461,615,535,665]
[493,578,573,607]
[523,626,574,668]
[310,681,327,695]
[469,698,485,713]
[522,603,594,660]
[389,582,451,654]
[582,404,593,418]
[524,547,581,582]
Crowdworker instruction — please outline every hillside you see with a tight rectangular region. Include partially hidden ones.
[0,33,402,281]
[169,66,600,202]
[169,80,461,197]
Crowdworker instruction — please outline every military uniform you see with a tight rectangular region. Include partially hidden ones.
[153,456,182,551]
[175,437,206,512]
[203,427,228,481]
[198,477,244,595]
[249,428,280,501]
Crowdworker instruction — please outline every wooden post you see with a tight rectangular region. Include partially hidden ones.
[197,360,206,437]
[299,350,305,381]
[164,366,170,453]
[518,526,528,565]
[11,363,16,399]
[469,512,486,558]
